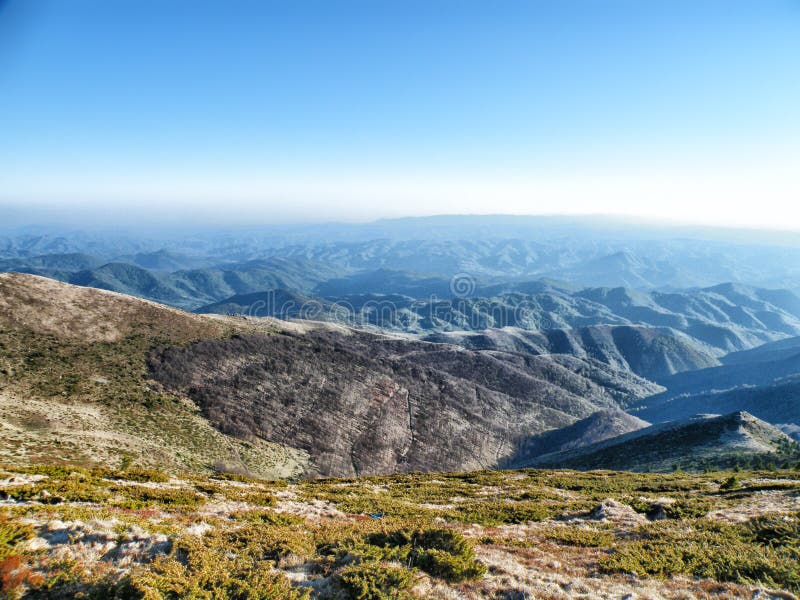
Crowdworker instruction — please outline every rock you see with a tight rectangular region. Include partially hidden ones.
[751,590,800,600]
[589,499,645,527]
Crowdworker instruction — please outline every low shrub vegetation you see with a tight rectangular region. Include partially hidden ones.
[543,526,615,547]
[1,465,799,597]
[362,527,487,583]
[599,519,800,592]
[114,536,311,599]
[0,513,34,560]
[336,562,415,600]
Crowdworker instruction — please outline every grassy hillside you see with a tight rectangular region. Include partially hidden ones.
[0,273,308,478]
[1,464,799,598]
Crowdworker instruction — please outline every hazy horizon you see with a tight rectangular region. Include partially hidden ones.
[2,1,799,229]
[4,212,800,250]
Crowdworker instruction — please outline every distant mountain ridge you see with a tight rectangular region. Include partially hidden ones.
[4,216,800,290]
[2,272,799,476]
[196,281,800,379]
[209,281,800,350]
[425,325,719,381]
[40,258,343,310]
[9,249,798,369]
[3,216,800,476]
[8,250,793,382]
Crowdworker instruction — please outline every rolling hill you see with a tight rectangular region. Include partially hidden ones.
[146,328,662,477]
[199,282,800,356]
[4,217,800,290]
[504,408,650,468]
[531,411,800,472]
[0,272,309,478]
[424,325,719,381]
[58,258,343,310]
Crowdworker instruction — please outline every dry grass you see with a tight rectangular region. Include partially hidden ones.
[1,465,799,599]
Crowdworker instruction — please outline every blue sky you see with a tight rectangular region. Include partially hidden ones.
[1,1,799,226]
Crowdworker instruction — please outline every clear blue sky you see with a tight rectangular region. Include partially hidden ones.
[1,1,799,226]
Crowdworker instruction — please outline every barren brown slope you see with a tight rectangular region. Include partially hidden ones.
[147,329,661,477]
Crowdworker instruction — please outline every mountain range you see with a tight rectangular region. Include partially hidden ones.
[2,216,800,476]
[4,216,800,291]
[195,281,800,380]
[2,272,799,477]
[632,336,800,430]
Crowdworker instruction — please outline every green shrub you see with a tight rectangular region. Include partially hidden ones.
[599,521,800,592]
[12,465,90,478]
[543,526,615,548]
[37,526,315,598]
[414,548,486,582]
[720,475,741,491]
[364,527,486,583]
[110,485,204,509]
[193,483,276,507]
[302,488,435,521]
[217,524,316,563]
[100,468,171,484]
[336,562,415,600]
[114,553,309,599]
[231,510,305,527]
[745,514,800,547]
[661,498,712,519]
[9,475,111,504]
[622,496,711,519]
[446,500,556,525]
[0,514,35,560]
[622,496,653,515]
[238,491,277,507]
